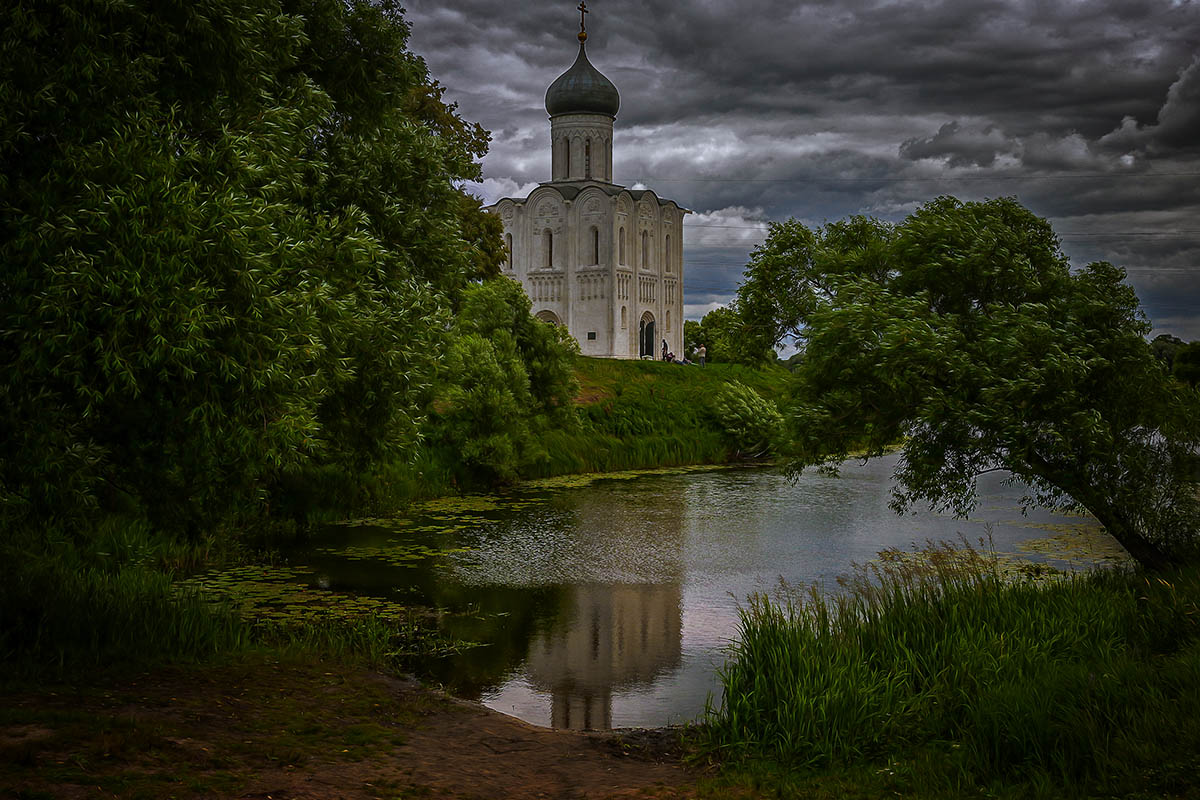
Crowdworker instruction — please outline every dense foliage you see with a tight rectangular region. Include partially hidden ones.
[1173,341,1200,388]
[737,196,1200,569]
[432,278,579,483]
[684,305,774,366]
[0,0,495,536]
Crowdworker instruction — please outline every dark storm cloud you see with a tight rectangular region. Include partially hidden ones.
[404,0,1200,338]
[900,122,1015,167]
[1100,57,1200,154]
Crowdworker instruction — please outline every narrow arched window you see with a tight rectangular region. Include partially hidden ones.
[591,227,600,265]
[544,229,553,268]
[665,235,671,273]
[619,227,625,264]
[641,230,649,268]
[585,139,592,179]
[505,233,513,269]
[565,139,571,177]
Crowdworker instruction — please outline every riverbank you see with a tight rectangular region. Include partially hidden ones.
[1,357,791,676]
[0,655,698,799]
[273,356,794,521]
[6,356,1198,798]
[0,357,787,797]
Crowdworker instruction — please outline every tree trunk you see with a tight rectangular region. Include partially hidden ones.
[1019,452,1176,572]
[1084,501,1175,573]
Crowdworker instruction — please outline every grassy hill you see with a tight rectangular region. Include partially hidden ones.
[526,356,793,479]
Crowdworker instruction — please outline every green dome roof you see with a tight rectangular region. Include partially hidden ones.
[545,42,620,118]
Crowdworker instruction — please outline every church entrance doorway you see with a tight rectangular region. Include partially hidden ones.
[638,312,656,358]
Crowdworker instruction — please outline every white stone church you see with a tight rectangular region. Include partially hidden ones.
[486,7,686,359]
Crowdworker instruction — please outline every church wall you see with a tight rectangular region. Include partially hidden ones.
[569,187,615,357]
[525,188,570,328]
[489,192,684,361]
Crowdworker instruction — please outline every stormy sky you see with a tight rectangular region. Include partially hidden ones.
[404,0,1200,341]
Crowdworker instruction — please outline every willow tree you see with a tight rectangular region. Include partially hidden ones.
[737,196,1200,570]
[0,0,494,535]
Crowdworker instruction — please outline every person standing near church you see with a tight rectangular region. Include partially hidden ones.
[662,339,669,361]
[698,344,706,367]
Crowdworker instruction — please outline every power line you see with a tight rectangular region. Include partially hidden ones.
[683,222,1200,235]
[629,172,1200,184]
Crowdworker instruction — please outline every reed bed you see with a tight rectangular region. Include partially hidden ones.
[702,540,1200,794]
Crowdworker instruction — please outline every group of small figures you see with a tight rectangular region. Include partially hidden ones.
[661,340,706,366]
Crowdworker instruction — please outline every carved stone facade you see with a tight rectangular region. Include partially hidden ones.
[485,21,686,359]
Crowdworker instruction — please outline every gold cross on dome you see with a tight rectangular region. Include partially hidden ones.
[578,1,588,33]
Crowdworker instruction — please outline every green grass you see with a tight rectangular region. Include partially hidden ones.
[0,520,249,676]
[0,515,465,681]
[699,540,1200,798]
[534,357,792,477]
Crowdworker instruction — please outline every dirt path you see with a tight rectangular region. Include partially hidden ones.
[1,658,700,799]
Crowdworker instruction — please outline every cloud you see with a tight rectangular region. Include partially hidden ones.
[900,121,1016,167]
[1100,57,1200,155]
[404,0,1200,340]
[461,177,542,207]
[685,206,771,248]
[684,301,729,322]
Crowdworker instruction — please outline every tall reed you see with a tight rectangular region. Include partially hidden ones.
[703,539,1200,792]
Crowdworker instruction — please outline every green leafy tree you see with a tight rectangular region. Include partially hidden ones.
[434,278,579,483]
[739,196,1200,570]
[1174,342,1200,388]
[1152,333,1185,368]
[683,319,704,360]
[701,308,738,363]
[0,0,489,535]
[684,306,774,365]
[778,351,805,373]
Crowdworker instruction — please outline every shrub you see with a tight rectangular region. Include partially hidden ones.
[709,381,785,457]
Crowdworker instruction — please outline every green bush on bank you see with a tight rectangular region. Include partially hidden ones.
[702,542,1200,797]
[709,381,786,457]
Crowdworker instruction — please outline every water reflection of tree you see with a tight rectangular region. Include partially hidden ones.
[299,522,575,699]
[419,583,573,698]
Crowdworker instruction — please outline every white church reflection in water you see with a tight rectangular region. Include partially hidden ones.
[509,474,689,731]
[524,583,682,730]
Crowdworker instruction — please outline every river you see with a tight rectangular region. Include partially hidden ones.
[272,454,1127,731]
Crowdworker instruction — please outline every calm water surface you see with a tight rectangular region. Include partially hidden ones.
[293,455,1106,730]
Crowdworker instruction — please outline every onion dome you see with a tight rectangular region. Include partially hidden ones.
[545,40,620,118]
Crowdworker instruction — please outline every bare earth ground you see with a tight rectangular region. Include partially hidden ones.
[0,658,700,799]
